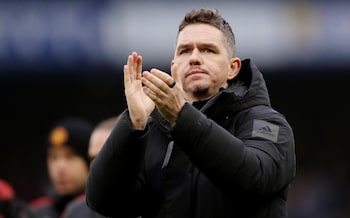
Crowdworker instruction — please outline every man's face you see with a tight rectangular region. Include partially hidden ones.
[47,146,89,196]
[172,23,240,101]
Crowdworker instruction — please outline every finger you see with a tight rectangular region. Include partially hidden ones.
[124,64,129,86]
[125,54,134,83]
[136,55,142,80]
[130,52,142,80]
[143,86,158,103]
[149,69,175,89]
[143,84,168,107]
[142,71,167,96]
[131,52,138,76]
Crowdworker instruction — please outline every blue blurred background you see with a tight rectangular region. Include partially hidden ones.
[1,0,350,217]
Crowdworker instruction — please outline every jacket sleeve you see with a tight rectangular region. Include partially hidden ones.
[171,103,296,196]
[85,110,147,217]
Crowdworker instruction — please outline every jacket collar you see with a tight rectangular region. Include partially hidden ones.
[152,59,271,132]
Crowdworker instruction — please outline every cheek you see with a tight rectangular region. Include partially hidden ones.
[71,160,89,174]
[215,64,231,80]
[48,162,63,180]
[73,165,89,184]
[171,63,182,80]
[171,65,186,88]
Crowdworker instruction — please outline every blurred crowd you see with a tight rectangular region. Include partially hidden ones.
[1,116,119,218]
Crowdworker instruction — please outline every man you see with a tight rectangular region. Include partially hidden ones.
[86,8,296,218]
[62,116,119,218]
[30,117,93,218]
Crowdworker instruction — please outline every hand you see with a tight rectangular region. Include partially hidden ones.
[124,52,155,130]
[141,64,186,124]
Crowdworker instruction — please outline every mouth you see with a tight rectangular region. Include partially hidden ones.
[56,178,68,186]
[186,70,206,78]
[57,181,67,187]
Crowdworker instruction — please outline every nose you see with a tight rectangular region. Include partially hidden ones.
[54,157,68,171]
[189,48,201,66]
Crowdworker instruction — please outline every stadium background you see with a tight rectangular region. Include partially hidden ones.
[1,0,349,217]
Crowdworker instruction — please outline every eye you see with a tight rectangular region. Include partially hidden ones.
[203,48,214,53]
[48,153,58,161]
[179,49,189,55]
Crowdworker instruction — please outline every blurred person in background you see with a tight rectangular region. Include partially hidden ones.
[29,117,93,218]
[62,116,120,218]
[86,8,296,218]
[0,178,37,218]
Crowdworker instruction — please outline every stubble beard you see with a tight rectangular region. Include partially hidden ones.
[187,85,210,100]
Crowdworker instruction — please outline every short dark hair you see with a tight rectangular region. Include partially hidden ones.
[177,8,236,57]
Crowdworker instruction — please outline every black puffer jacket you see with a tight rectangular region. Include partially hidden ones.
[86,59,296,218]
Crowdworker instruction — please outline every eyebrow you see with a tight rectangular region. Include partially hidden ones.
[177,42,219,50]
[176,43,220,53]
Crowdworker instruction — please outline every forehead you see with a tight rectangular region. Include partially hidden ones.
[177,23,224,45]
[48,145,75,156]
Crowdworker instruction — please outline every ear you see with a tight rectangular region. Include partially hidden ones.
[227,57,241,80]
